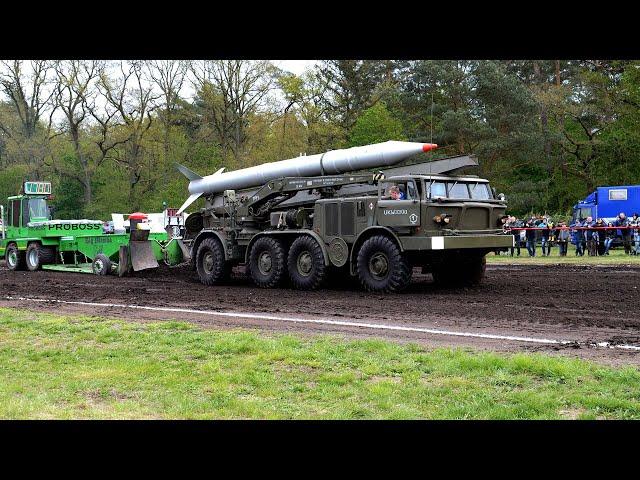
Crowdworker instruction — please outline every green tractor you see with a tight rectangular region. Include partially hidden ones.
[0,181,185,276]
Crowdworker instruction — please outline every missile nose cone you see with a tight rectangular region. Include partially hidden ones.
[422,143,438,152]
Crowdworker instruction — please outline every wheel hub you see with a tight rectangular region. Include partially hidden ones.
[28,249,38,267]
[93,259,104,274]
[203,252,215,274]
[7,250,17,267]
[369,253,389,280]
[258,251,273,275]
[297,251,313,276]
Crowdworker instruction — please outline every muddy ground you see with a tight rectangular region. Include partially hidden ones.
[1,261,639,366]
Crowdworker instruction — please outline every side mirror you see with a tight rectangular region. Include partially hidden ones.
[498,193,506,202]
[48,206,56,219]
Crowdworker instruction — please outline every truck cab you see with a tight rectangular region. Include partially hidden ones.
[310,173,511,289]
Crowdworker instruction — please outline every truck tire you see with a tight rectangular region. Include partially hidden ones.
[287,235,326,290]
[356,235,412,293]
[6,244,26,271]
[464,254,486,286]
[196,237,229,286]
[92,254,112,276]
[25,243,55,271]
[249,236,286,288]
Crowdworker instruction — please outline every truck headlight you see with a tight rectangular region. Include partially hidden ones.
[433,214,451,226]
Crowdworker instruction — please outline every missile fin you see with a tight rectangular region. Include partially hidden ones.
[213,167,226,175]
[175,163,202,181]
[177,193,202,215]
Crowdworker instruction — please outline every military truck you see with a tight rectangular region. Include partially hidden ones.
[179,141,513,292]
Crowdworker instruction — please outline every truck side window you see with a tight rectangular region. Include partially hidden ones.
[406,181,418,200]
[381,181,411,200]
[11,200,20,227]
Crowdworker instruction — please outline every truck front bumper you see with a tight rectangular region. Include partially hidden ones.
[401,234,515,251]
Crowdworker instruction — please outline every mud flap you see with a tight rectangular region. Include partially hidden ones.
[129,241,159,271]
[177,239,191,263]
[118,245,130,277]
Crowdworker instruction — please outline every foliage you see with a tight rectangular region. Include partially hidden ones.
[348,102,405,147]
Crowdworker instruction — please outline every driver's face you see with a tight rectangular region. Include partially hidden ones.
[390,190,400,200]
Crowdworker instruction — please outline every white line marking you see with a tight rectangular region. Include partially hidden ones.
[4,296,640,351]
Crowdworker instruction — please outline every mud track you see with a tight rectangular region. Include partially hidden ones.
[1,262,639,366]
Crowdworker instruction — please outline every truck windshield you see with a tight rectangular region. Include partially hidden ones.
[573,206,593,223]
[28,198,50,221]
[427,181,492,200]
[469,183,491,200]
[447,182,471,199]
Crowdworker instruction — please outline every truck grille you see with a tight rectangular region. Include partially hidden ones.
[461,207,491,230]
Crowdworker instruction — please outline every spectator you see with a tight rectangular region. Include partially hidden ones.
[584,216,597,256]
[572,219,585,256]
[614,212,631,254]
[603,222,616,255]
[593,218,605,256]
[505,216,523,256]
[540,217,551,256]
[630,213,640,256]
[525,217,537,257]
[556,222,571,256]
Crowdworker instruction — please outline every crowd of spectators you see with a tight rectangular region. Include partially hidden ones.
[500,212,640,257]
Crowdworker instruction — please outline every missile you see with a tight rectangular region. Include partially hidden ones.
[176,140,437,213]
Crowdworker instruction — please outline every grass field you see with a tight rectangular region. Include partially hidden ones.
[1,307,639,419]
[487,247,640,265]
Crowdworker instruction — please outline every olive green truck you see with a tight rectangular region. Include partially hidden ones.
[179,141,514,292]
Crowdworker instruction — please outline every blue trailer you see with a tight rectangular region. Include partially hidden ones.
[572,185,640,223]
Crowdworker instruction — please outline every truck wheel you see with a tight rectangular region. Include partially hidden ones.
[196,237,229,286]
[6,244,26,271]
[249,237,286,288]
[92,254,112,276]
[356,235,412,293]
[287,235,326,290]
[461,254,486,286]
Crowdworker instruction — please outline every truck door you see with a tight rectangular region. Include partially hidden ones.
[377,180,421,228]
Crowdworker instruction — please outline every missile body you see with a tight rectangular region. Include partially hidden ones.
[176,141,437,213]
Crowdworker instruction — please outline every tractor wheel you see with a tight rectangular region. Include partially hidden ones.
[196,237,229,286]
[356,235,412,293]
[6,244,26,271]
[287,235,327,290]
[25,243,57,272]
[92,254,112,276]
[249,236,286,288]
[25,243,54,271]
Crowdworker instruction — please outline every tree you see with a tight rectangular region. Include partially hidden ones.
[348,102,405,147]
[0,60,57,177]
[146,60,188,182]
[98,61,160,208]
[190,60,277,165]
[316,60,387,130]
[52,60,102,207]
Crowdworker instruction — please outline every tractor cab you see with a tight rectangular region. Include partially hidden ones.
[4,182,52,232]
